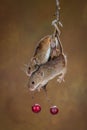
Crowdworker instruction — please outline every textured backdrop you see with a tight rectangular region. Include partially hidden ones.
[0,0,87,130]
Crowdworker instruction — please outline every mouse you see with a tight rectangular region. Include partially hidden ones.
[28,53,67,92]
[25,32,60,77]
[26,35,51,76]
[28,21,67,92]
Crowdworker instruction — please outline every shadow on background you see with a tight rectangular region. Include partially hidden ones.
[0,0,87,130]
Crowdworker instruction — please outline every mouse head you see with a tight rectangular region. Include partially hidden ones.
[26,57,39,77]
[28,70,44,91]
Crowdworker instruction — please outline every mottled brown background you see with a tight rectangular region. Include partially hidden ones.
[0,0,87,130]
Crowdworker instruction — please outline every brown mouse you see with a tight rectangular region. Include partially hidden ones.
[28,53,67,91]
[25,33,60,77]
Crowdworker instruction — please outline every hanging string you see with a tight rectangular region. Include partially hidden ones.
[52,0,63,36]
[56,0,60,23]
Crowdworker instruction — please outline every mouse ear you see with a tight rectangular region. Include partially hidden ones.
[31,57,37,65]
[35,64,39,69]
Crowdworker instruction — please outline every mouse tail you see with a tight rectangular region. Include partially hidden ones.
[55,29,63,55]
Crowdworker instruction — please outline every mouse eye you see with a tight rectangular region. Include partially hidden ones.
[32,81,35,84]
[28,67,31,70]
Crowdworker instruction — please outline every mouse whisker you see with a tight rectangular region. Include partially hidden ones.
[20,67,27,74]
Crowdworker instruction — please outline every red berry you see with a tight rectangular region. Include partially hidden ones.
[32,104,41,113]
[50,106,59,115]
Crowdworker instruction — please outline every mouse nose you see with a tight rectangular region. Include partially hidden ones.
[28,83,35,91]
[29,87,35,91]
[26,70,31,77]
[29,85,36,91]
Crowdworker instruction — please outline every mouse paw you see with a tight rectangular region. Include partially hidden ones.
[57,74,65,83]
[57,78,62,83]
